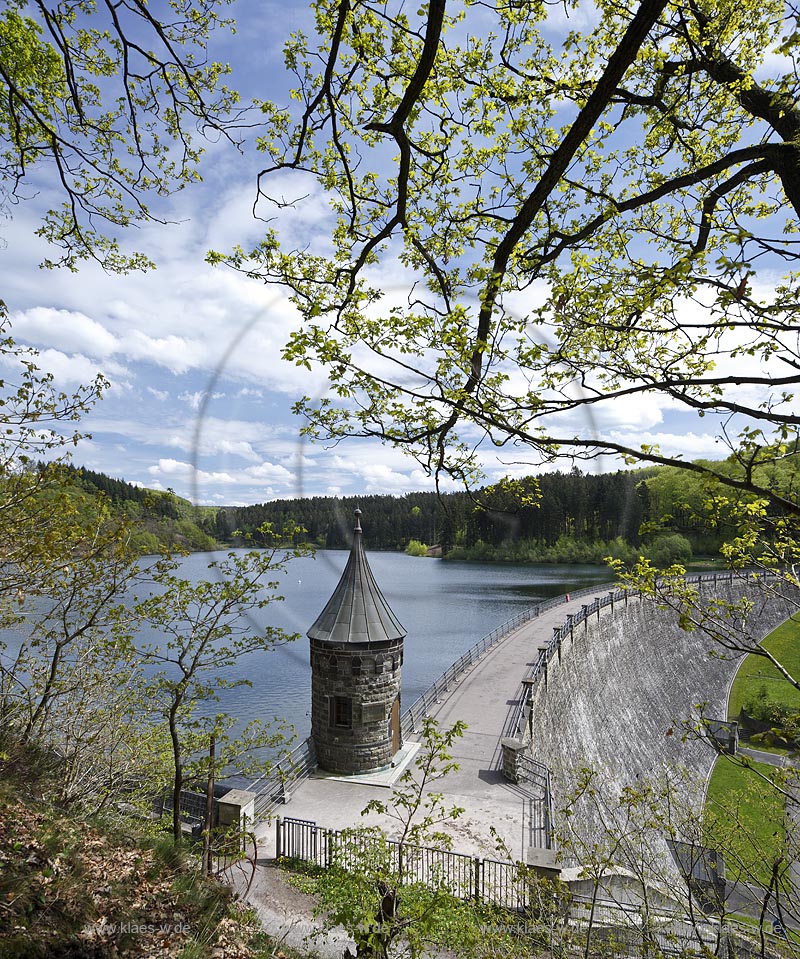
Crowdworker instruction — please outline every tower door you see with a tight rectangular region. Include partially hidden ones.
[390,695,401,754]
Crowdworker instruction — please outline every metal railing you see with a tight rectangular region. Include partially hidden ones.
[504,569,784,742]
[247,736,317,822]
[400,580,613,736]
[275,815,794,958]
[517,754,555,850]
[504,587,628,740]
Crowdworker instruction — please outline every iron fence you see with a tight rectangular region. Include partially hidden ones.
[276,815,796,959]
[153,788,206,838]
[276,816,493,903]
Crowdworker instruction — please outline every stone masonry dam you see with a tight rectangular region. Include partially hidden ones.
[519,575,798,850]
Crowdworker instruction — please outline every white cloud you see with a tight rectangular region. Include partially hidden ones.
[11,307,120,357]
[322,449,440,496]
[359,463,431,494]
[608,430,724,460]
[124,331,209,375]
[243,461,295,482]
[179,390,205,411]
[2,207,328,396]
[215,439,261,462]
[32,348,130,389]
[148,456,294,488]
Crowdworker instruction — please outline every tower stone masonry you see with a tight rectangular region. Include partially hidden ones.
[308,509,406,774]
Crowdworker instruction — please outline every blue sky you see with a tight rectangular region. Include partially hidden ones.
[0,0,776,506]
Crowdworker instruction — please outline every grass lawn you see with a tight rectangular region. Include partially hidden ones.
[705,756,786,887]
[702,614,798,891]
[727,614,800,721]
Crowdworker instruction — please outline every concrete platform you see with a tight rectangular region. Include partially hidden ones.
[318,740,421,787]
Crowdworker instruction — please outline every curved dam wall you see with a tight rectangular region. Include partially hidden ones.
[525,576,797,852]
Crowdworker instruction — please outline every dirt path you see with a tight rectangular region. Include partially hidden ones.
[225,857,353,958]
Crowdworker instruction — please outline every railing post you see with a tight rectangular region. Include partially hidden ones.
[312,823,318,864]
[474,856,482,902]
[276,816,282,859]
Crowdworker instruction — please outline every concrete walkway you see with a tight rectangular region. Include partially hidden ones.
[254,594,595,860]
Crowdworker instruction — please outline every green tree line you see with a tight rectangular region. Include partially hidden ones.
[220,470,653,558]
[42,463,220,554]
[219,467,669,561]
[62,450,800,566]
[223,455,800,564]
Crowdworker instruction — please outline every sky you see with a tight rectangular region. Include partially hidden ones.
[0,0,782,507]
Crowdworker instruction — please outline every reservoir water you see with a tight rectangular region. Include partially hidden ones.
[165,550,616,741]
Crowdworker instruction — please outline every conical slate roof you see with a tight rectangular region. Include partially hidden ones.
[307,509,406,644]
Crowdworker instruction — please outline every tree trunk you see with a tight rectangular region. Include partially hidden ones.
[169,700,183,844]
[203,733,216,876]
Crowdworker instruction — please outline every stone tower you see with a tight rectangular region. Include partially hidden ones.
[308,509,405,774]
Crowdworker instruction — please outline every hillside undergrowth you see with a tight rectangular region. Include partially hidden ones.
[0,738,298,959]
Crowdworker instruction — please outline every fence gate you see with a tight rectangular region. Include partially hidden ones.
[277,816,320,863]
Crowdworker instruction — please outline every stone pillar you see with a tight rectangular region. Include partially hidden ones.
[501,738,527,783]
[216,788,256,850]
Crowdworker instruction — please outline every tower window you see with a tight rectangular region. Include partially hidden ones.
[329,696,353,729]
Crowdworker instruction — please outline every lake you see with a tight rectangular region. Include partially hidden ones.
[167,549,617,741]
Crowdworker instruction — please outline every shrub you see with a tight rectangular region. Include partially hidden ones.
[742,684,800,744]
[645,533,692,568]
[405,539,429,557]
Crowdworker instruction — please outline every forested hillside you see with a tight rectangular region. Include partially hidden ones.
[59,464,219,553]
[223,469,654,563]
[224,456,800,565]
[69,453,799,565]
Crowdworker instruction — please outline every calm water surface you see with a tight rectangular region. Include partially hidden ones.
[168,550,616,741]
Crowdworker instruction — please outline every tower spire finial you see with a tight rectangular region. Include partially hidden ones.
[307,505,405,645]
